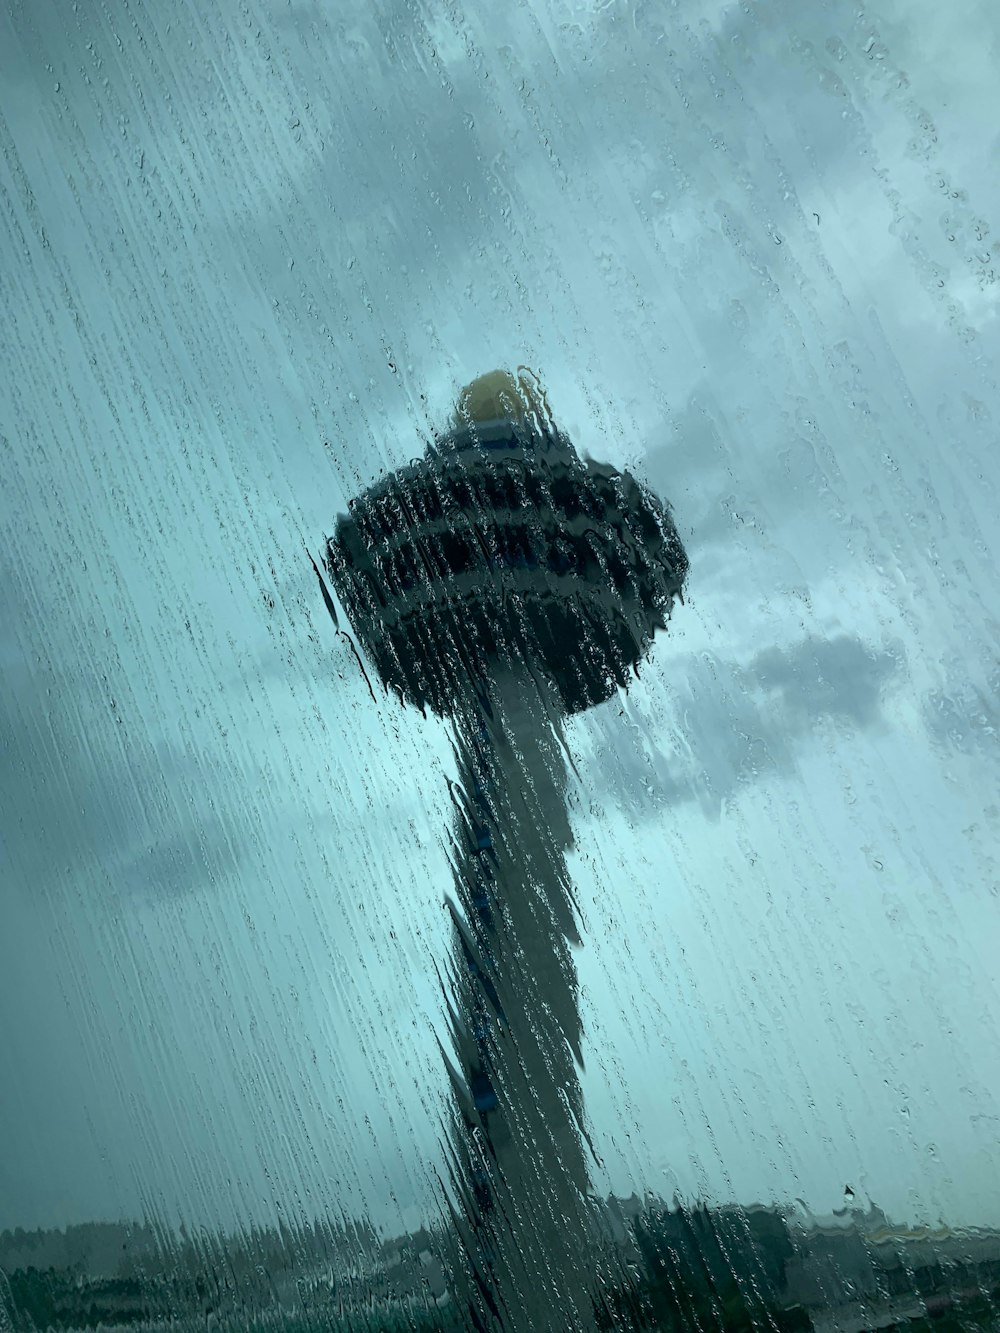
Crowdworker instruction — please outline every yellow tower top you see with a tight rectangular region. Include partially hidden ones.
[455,368,550,428]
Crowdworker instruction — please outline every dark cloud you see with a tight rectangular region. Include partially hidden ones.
[0,647,243,902]
[751,634,901,730]
[117,820,242,901]
[590,634,903,821]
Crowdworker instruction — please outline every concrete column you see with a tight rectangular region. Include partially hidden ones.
[441,667,602,1332]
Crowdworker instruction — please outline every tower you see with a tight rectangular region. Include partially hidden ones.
[325,370,687,1330]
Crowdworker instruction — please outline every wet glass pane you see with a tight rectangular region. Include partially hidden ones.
[2,2,998,1331]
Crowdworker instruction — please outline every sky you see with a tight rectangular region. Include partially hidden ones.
[1,0,998,1242]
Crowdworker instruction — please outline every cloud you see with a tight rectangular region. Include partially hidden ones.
[751,634,900,730]
[586,634,902,821]
[923,663,1000,757]
[0,643,243,902]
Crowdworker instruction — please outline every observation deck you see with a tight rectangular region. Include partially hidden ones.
[326,371,687,717]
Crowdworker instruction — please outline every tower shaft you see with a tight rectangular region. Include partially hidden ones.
[443,670,601,1332]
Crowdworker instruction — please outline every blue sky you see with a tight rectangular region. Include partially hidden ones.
[1,0,998,1240]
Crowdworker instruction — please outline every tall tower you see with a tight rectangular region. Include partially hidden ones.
[325,370,687,1331]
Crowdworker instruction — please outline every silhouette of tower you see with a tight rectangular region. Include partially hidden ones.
[324,370,687,1331]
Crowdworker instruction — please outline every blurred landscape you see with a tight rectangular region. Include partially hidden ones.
[3,1197,999,1332]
